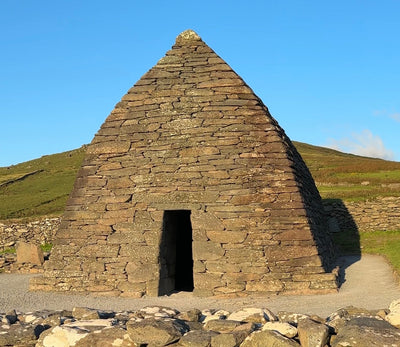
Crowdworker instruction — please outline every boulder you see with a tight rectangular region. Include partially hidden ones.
[64,318,115,331]
[177,308,202,322]
[179,330,219,346]
[386,298,400,328]
[201,309,230,323]
[241,330,300,346]
[72,307,100,320]
[326,306,383,332]
[390,298,400,312]
[297,318,330,347]
[332,317,400,346]
[386,311,400,328]
[210,322,256,346]
[277,311,310,325]
[36,325,89,347]
[227,308,269,324]
[16,241,44,265]
[262,321,298,338]
[210,333,239,347]
[74,326,136,347]
[138,305,179,319]
[126,318,188,346]
[204,319,242,332]
[0,321,46,346]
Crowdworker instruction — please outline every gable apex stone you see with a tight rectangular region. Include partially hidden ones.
[175,29,202,43]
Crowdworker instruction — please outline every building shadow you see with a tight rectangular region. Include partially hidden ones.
[323,198,361,288]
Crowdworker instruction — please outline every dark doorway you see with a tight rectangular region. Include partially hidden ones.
[158,210,194,295]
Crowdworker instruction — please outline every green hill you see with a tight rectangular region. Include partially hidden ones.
[294,142,400,201]
[0,146,86,220]
[1,142,399,220]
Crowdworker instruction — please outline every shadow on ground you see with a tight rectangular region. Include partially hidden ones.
[324,198,361,288]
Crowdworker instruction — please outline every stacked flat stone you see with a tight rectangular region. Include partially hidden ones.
[31,30,336,296]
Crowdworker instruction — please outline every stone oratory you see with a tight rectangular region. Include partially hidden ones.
[32,30,337,297]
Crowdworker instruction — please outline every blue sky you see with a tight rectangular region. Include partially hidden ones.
[1,0,399,166]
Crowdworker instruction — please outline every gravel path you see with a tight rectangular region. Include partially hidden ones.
[1,254,399,318]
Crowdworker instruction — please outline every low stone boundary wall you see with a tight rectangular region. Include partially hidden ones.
[0,218,60,249]
[324,196,400,233]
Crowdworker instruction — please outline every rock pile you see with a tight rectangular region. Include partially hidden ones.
[1,301,400,346]
[0,241,50,274]
[0,218,59,249]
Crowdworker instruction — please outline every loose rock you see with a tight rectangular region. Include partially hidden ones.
[332,317,400,346]
[241,329,300,346]
[297,318,330,347]
[262,321,298,338]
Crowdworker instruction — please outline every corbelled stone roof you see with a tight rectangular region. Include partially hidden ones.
[33,30,337,297]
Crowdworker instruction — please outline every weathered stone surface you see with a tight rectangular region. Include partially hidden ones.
[210,322,256,346]
[210,333,239,347]
[262,321,298,338]
[177,308,202,322]
[297,318,329,347]
[126,318,187,346]
[193,241,225,261]
[36,325,89,347]
[386,298,400,328]
[0,321,46,346]
[138,306,179,319]
[332,317,400,346]
[326,306,383,332]
[228,308,269,324]
[277,312,310,325]
[203,319,241,332]
[72,307,100,320]
[241,330,300,347]
[199,309,229,323]
[179,330,219,347]
[16,241,44,265]
[74,326,136,347]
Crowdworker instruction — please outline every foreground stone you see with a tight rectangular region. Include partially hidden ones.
[126,318,188,346]
[16,241,44,266]
[241,330,300,346]
[0,301,399,346]
[386,298,400,328]
[297,318,330,347]
[332,317,400,346]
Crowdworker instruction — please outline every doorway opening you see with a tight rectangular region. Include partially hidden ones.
[158,210,194,295]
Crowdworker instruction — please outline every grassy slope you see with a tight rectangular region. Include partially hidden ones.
[0,147,86,220]
[293,141,400,201]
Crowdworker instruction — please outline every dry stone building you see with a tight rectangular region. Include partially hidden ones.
[31,30,337,297]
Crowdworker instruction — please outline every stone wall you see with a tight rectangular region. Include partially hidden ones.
[0,218,60,249]
[324,196,400,233]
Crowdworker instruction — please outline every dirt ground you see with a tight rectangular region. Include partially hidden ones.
[0,254,399,318]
